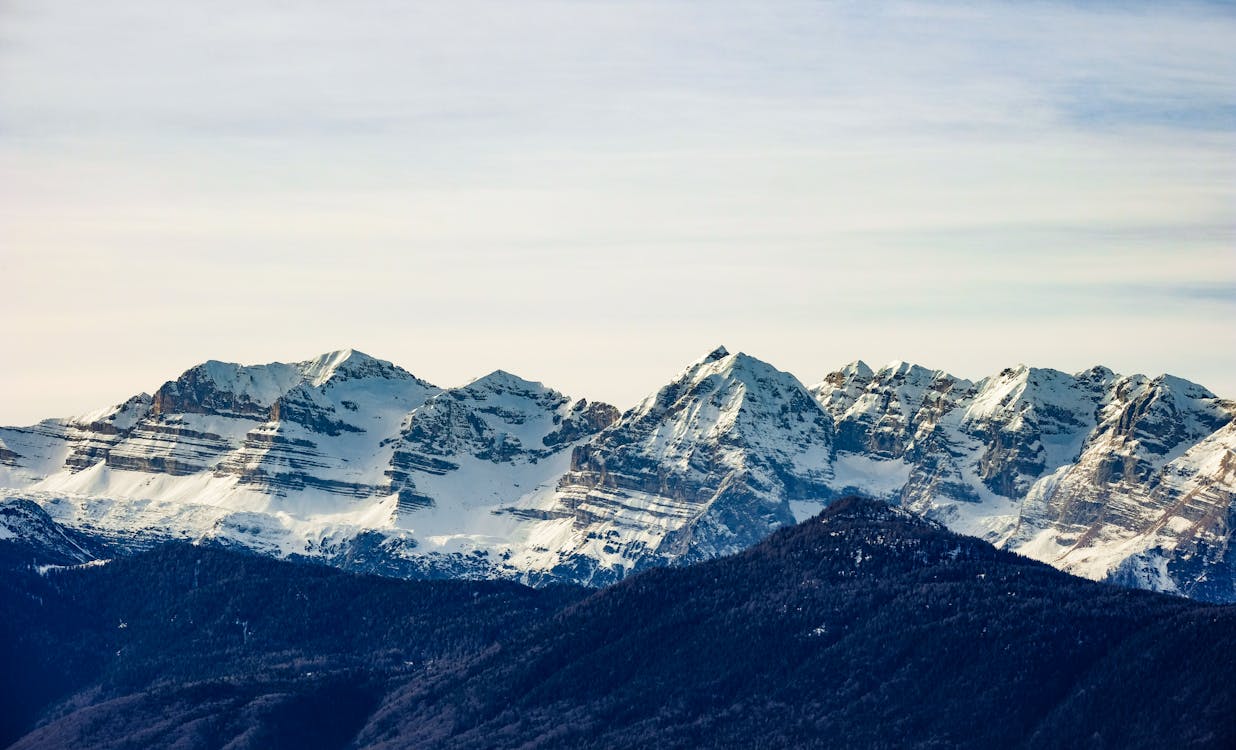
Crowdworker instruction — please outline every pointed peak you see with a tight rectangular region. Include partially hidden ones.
[813,360,875,392]
[465,369,552,394]
[876,360,937,381]
[300,349,418,388]
[690,348,784,379]
[73,392,154,427]
[674,345,743,381]
[305,348,375,370]
[1074,365,1116,387]
[1076,364,1115,379]
[676,349,813,399]
[987,364,1084,388]
[1150,373,1216,400]
[841,360,875,380]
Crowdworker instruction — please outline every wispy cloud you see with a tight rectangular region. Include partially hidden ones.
[0,0,1233,421]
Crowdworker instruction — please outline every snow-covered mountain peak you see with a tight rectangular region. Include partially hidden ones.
[151,350,428,415]
[965,365,1098,424]
[72,393,154,430]
[301,348,363,384]
[841,360,874,380]
[870,363,954,392]
[462,369,560,400]
[1149,373,1219,401]
[631,349,821,432]
[977,362,1062,388]
[812,360,966,414]
[810,360,970,463]
[148,351,435,424]
[1092,371,1234,458]
[1106,371,1229,418]
[680,348,802,391]
[383,375,616,523]
[669,345,740,384]
[809,361,878,414]
[878,360,924,377]
[297,348,414,388]
[152,359,305,418]
[1074,364,1116,384]
[524,349,837,582]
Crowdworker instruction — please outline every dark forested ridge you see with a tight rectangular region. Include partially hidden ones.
[3,497,1233,749]
[0,544,584,749]
[356,498,1236,749]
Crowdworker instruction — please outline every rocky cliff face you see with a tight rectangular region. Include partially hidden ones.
[1,347,1233,600]
[0,351,618,579]
[385,370,618,518]
[1,350,442,503]
[808,360,1236,599]
[507,347,840,584]
[502,350,1234,593]
[209,350,442,498]
[1010,374,1236,598]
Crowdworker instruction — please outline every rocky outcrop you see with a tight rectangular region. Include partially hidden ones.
[1007,376,1235,596]
[542,399,621,448]
[809,359,1235,598]
[815,361,970,460]
[512,347,837,584]
[384,370,617,519]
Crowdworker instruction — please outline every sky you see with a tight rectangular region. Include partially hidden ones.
[1,0,1234,423]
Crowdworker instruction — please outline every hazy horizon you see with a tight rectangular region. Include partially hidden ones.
[3,0,1233,423]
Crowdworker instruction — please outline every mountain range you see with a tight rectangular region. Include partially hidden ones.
[2,346,1233,601]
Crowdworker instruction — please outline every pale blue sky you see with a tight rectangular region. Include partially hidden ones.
[1,0,1233,422]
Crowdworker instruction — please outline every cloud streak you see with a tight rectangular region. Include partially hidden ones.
[0,0,1233,421]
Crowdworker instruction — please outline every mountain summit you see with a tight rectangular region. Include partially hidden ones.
[1,347,1233,600]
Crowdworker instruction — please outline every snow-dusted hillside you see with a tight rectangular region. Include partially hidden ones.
[0,498,110,568]
[2,347,1233,600]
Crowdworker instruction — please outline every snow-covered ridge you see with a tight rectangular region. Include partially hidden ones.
[1,347,1233,601]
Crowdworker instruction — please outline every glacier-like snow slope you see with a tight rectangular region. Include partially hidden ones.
[2,346,1233,600]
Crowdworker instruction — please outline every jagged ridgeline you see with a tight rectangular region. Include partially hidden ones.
[1,346,1233,600]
